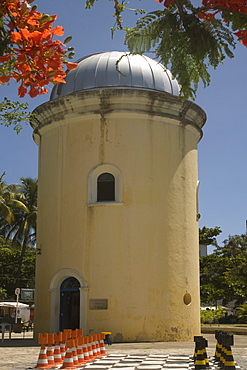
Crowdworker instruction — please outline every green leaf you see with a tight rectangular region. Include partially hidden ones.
[124,8,235,100]
[0,98,33,133]
[64,36,73,44]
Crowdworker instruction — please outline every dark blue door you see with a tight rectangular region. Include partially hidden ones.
[60,277,80,331]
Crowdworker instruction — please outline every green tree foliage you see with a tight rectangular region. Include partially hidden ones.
[200,233,247,306]
[0,287,7,300]
[0,175,37,281]
[0,98,32,134]
[86,0,245,100]
[124,7,235,100]
[199,226,222,245]
[236,303,247,323]
[0,236,35,300]
[200,306,225,324]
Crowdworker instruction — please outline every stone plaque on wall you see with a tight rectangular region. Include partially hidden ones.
[89,299,108,310]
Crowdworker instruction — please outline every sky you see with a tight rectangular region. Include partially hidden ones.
[0,0,247,250]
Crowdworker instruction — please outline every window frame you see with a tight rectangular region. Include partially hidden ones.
[88,164,122,204]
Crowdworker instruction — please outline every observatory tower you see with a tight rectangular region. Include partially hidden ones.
[31,51,206,341]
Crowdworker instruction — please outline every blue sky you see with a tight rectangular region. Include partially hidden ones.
[0,0,247,249]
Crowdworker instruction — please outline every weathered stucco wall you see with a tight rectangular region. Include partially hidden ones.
[32,89,206,341]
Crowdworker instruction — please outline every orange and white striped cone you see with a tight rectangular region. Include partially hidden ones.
[71,339,80,368]
[54,344,63,366]
[82,337,90,362]
[54,333,63,366]
[47,345,56,368]
[47,334,55,368]
[60,343,67,361]
[87,336,95,361]
[95,334,102,358]
[35,344,50,369]
[60,331,68,361]
[77,337,86,366]
[61,340,77,370]
[91,335,99,359]
[99,334,107,356]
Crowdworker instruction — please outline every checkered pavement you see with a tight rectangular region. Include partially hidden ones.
[82,353,241,370]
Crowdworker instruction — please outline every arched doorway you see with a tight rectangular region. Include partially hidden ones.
[60,277,80,331]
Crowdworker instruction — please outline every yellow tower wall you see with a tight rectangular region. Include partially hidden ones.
[32,89,206,341]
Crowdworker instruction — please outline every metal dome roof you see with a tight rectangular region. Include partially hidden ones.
[50,51,180,100]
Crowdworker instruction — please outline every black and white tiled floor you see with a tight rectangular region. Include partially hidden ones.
[83,354,241,370]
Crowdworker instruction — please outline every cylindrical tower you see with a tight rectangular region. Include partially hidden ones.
[31,51,206,342]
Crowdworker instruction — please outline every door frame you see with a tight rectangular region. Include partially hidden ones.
[49,268,89,333]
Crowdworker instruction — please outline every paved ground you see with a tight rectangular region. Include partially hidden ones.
[0,332,246,370]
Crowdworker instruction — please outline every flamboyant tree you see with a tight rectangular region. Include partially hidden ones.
[1,0,247,130]
[87,0,247,99]
[0,0,77,98]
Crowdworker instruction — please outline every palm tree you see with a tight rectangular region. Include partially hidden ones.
[0,172,20,224]
[0,176,37,280]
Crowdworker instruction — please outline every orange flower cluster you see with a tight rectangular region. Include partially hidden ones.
[201,0,247,14]
[197,0,247,45]
[0,0,77,97]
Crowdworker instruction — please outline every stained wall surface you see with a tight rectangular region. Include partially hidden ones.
[32,88,206,341]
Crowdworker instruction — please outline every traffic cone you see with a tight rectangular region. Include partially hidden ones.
[95,334,102,358]
[73,328,83,338]
[35,333,50,369]
[71,339,80,367]
[63,329,72,340]
[61,340,77,369]
[82,336,90,362]
[77,337,86,365]
[91,334,100,359]
[35,344,50,369]
[60,331,68,360]
[99,333,107,356]
[87,336,95,361]
[47,334,55,368]
[54,333,63,366]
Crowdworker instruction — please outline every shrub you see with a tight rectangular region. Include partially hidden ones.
[201,307,225,324]
[236,304,247,324]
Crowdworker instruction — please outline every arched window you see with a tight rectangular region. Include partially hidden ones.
[61,277,80,290]
[88,164,122,204]
[97,173,115,201]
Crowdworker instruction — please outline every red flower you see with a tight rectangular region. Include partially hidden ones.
[67,62,78,70]
[0,54,12,62]
[18,85,27,98]
[0,0,77,97]
[0,76,11,83]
